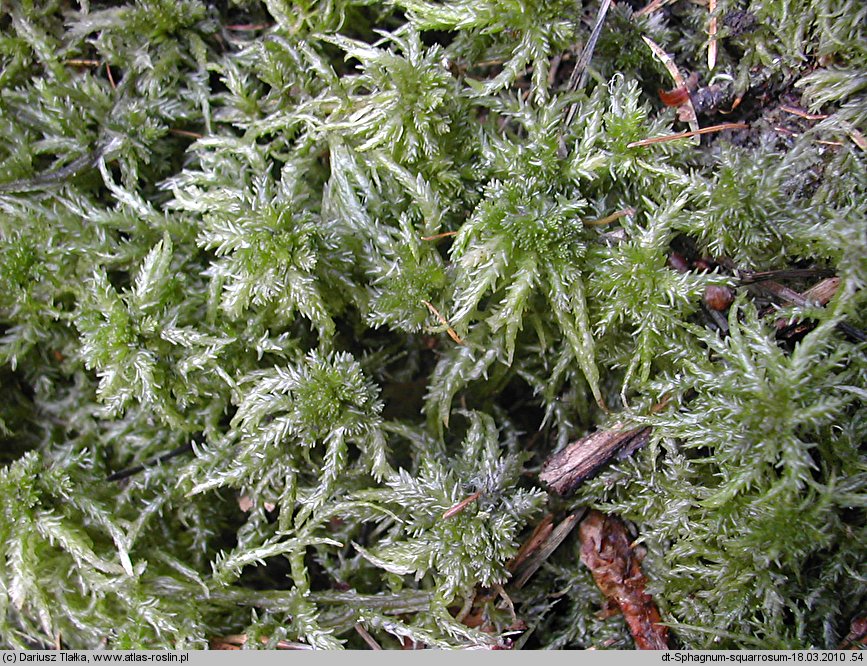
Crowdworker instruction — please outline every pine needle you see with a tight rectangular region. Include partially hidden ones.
[627,122,748,147]
[422,300,464,345]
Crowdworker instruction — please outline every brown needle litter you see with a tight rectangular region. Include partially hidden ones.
[627,122,748,148]
[421,300,464,345]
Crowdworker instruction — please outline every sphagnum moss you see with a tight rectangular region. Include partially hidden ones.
[0,0,864,650]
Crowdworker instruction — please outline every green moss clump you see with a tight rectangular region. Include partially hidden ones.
[0,0,864,650]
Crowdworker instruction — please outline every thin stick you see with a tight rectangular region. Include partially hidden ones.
[421,300,464,345]
[547,53,563,87]
[170,128,204,139]
[780,105,828,121]
[642,36,699,141]
[720,94,743,114]
[736,267,834,284]
[420,230,458,241]
[845,125,867,151]
[708,0,718,70]
[106,63,117,90]
[634,0,676,17]
[508,514,555,574]
[563,0,613,126]
[511,510,584,589]
[493,583,516,622]
[354,623,382,650]
[442,491,482,519]
[584,207,635,227]
[225,23,272,31]
[627,122,748,147]
[66,59,100,67]
[107,442,194,482]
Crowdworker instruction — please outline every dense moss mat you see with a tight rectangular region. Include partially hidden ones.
[0,0,864,649]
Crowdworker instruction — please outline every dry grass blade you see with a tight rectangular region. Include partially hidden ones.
[354,623,383,650]
[510,510,584,589]
[563,0,613,126]
[442,491,482,519]
[420,230,458,241]
[641,36,700,142]
[584,207,635,227]
[627,122,748,148]
[634,0,676,17]
[421,300,464,345]
[708,0,718,70]
[780,105,828,121]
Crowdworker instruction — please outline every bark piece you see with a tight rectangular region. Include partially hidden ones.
[540,424,651,495]
[509,510,584,589]
[579,510,669,650]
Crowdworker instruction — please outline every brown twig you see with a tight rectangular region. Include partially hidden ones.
[509,511,584,589]
[354,623,383,650]
[567,0,612,93]
[717,258,866,343]
[225,23,272,31]
[735,267,834,284]
[774,277,840,331]
[421,300,464,345]
[547,53,563,87]
[210,634,313,650]
[508,514,555,575]
[634,0,676,17]
[584,207,635,227]
[844,124,867,151]
[106,63,117,90]
[627,122,748,148]
[170,128,204,139]
[442,491,482,519]
[579,511,669,650]
[420,230,458,241]
[540,424,652,495]
[780,105,828,121]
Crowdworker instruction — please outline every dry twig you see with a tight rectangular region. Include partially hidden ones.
[634,0,677,17]
[421,300,464,345]
[354,623,383,650]
[563,0,613,126]
[540,424,652,495]
[579,511,669,650]
[442,491,482,519]
[420,230,458,241]
[627,122,748,148]
[584,207,635,227]
[780,105,828,121]
[509,511,584,589]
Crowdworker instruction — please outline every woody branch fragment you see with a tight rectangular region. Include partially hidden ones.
[579,510,669,650]
[539,424,652,495]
